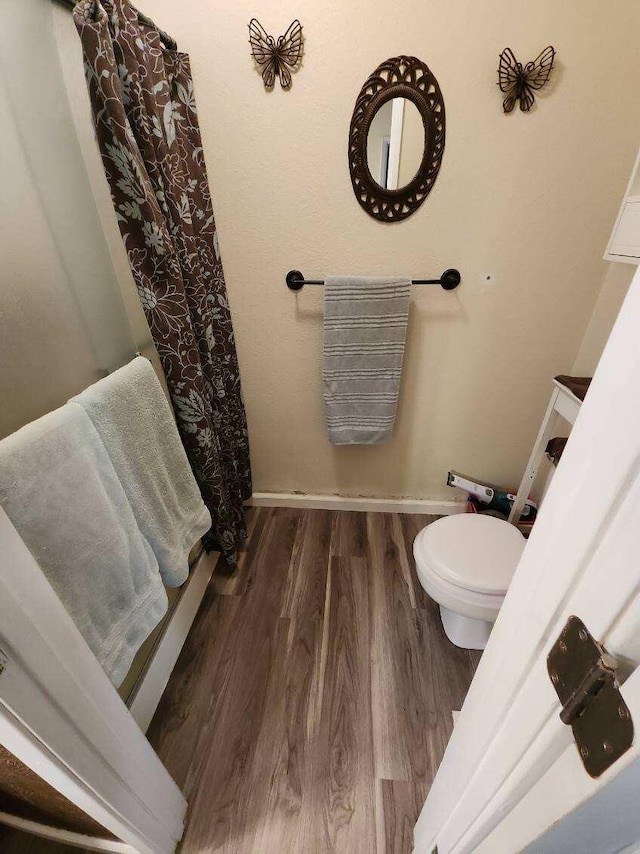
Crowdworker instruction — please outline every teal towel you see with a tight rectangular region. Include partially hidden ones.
[0,404,167,686]
[72,357,211,587]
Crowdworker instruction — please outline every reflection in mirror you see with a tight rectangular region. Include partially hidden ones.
[366,97,424,191]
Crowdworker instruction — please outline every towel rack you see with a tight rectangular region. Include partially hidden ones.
[285,268,461,291]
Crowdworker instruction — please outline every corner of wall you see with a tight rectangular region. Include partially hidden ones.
[571,264,636,376]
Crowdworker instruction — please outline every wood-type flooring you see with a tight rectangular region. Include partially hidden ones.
[1,508,480,853]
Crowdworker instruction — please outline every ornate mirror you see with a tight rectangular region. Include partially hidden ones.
[348,56,446,223]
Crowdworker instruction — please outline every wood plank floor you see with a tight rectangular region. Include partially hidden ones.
[147,508,480,853]
[0,508,480,853]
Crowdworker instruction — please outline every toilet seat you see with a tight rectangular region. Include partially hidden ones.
[414,514,526,595]
[415,553,505,621]
[413,514,526,648]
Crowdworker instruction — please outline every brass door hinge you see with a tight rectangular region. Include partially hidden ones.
[547,616,633,778]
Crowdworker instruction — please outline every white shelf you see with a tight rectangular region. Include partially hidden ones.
[508,380,584,525]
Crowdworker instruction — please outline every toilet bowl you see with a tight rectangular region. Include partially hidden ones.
[413,514,526,650]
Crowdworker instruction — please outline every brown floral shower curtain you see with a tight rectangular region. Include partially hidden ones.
[73,0,251,561]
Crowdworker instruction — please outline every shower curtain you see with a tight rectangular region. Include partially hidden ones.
[73,0,251,562]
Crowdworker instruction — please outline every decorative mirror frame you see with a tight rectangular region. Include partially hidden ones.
[348,55,446,223]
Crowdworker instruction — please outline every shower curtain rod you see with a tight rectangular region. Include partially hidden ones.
[53,0,177,50]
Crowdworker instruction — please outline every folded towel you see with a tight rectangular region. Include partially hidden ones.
[323,276,411,444]
[0,404,167,686]
[72,357,211,587]
[554,375,592,403]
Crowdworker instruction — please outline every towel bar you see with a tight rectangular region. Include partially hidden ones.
[285,269,461,291]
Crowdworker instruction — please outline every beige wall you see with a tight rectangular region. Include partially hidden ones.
[5,1,639,501]
[0,0,154,440]
[572,263,635,376]
[141,0,640,500]
[0,67,99,439]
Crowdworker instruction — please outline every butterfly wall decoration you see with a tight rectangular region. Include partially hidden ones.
[248,19,304,90]
[498,46,556,113]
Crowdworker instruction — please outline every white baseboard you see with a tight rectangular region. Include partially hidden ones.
[248,492,466,515]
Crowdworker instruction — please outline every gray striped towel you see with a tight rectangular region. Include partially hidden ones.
[323,276,411,444]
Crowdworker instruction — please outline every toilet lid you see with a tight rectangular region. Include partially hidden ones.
[414,514,526,595]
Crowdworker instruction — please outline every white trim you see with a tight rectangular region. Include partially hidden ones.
[248,492,466,515]
[128,550,217,732]
[0,507,185,854]
[0,702,153,853]
[0,812,135,853]
[0,548,213,848]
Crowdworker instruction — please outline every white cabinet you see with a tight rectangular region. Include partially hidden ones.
[605,148,640,263]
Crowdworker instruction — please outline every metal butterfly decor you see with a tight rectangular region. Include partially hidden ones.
[498,46,555,113]
[248,19,304,90]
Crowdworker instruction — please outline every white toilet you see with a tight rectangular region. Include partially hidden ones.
[413,514,526,649]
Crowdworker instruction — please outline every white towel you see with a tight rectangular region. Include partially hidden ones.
[0,404,167,687]
[323,276,411,444]
[72,357,211,587]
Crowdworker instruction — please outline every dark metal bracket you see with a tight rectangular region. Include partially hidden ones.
[547,615,633,778]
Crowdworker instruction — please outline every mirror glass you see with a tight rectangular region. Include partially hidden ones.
[366,97,424,190]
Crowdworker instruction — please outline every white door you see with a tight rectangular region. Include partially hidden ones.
[416,266,640,854]
[0,508,186,854]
